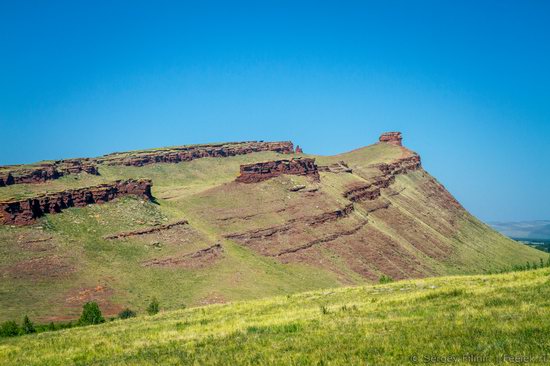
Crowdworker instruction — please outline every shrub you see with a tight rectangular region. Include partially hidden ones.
[320,305,329,315]
[78,302,105,326]
[22,315,36,334]
[0,321,20,337]
[379,275,393,284]
[147,297,160,315]
[118,308,137,319]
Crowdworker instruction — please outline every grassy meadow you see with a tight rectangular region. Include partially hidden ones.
[1,268,550,365]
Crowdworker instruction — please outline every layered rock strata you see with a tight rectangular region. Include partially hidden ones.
[0,141,294,186]
[104,219,189,240]
[97,141,294,167]
[343,154,421,203]
[236,158,320,183]
[0,179,152,225]
[379,132,403,146]
[0,160,98,187]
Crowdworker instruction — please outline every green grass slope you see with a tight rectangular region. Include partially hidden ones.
[0,143,546,323]
[1,269,549,365]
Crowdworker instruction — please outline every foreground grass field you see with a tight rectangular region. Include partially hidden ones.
[1,269,549,365]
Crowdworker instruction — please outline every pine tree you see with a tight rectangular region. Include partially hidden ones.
[78,302,105,326]
[22,315,36,334]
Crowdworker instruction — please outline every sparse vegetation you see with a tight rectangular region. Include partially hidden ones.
[379,275,393,284]
[147,297,160,315]
[118,308,137,319]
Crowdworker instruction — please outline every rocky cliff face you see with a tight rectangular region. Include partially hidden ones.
[0,141,293,186]
[236,158,320,183]
[0,160,98,187]
[344,154,421,203]
[0,179,152,225]
[379,132,403,146]
[97,141,294,167]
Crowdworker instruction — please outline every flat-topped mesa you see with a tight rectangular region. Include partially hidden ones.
[97,141,294,167]
[0,159,99,187]
[379,132,403,146]
[0,179,152,226]
[0,141,293,186]
[236,158,320,184]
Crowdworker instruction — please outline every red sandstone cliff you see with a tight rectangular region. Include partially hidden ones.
[236,158,320,183]
[343,154,421,202]
[96,141,294,167]
[0,179,152,225]
[0,160,98,187]
[379,132,403,146]
[0,141,293,187]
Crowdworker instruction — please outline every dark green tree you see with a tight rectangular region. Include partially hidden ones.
[78,302,105,326]
[0,321,20,337]
[147,297,160,315]
[118,308,137,319]
[22,315,36,334]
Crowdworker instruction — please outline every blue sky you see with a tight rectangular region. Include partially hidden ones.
[1,1,549,222]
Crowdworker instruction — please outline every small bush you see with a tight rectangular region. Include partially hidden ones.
[78,302,105,326]
[0,321,20,337]
[118,308,137,319]
[147,297,160,315]
[320,305,329,315]
[22,315,36,334]
[379,275,393,284]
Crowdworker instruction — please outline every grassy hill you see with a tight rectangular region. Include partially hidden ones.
[0,142,547,322]
[1,268,550,365]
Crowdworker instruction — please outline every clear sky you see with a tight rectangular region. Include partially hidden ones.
[1,1,549,222]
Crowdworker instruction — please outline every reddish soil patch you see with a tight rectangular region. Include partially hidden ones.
[4,255,74,280]
[44,284,125,322]
[197,292,228,306]
[13,232,57,252]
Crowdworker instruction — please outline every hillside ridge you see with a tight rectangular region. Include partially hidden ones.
[0,132,546,322]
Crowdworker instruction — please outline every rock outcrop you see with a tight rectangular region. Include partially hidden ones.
[343,154,421,203]
[379,132,403,146]
[97,141,294,167]
[295,145,303,154]
[318,161,353,174]
[0,141,293,186]
[0,179,152,225]
[375,154,421,176]
[142,243,224,268]
[0,160,99,187]
[104,219,189,240]
[236,158,320,183]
